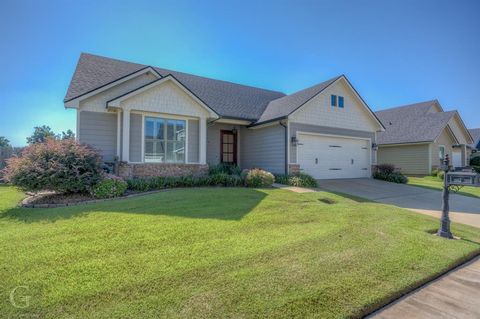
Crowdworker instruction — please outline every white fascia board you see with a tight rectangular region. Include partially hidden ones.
[63,67,161,109]
[215,118,251,125]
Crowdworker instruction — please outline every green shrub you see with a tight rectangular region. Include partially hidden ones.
[208,163,241,176]
[472,166,480,174]
[209,173,230,185]
[431,168,439,177]
[470,156,480,166]
[206,173,242,186]
[242,169,275,187]
[274,173,318,188]
[437,170,445,181]
[373,171,408,184]
[91,174,127,198]
[126,178,152,192]
[375,163,396,174]
[2,139,103,193]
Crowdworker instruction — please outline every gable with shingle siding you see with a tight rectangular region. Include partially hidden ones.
[289,78,380,132]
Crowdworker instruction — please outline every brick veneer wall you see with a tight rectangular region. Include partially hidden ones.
[119,163,208,178]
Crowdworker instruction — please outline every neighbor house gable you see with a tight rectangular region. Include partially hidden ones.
[446,113,473,145]
[289,76,383,132]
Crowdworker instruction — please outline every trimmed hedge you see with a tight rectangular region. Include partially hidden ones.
[126,174,243,192]
[373,171,408,184]
[274,173,318,188]
[208,163,242,176]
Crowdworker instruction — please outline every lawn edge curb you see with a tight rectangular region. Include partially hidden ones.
[362,249,480,318]
[20,189,171,208]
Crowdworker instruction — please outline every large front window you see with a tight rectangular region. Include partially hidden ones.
[144,117,185,163]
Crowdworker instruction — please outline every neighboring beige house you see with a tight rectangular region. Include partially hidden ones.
[468,128,480,161]
[375,100,473,175]
[64,53,385,179]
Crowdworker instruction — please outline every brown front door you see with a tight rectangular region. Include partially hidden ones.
[220,130,237,165]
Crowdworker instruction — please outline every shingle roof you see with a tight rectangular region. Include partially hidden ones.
[468,128,480,149]
[65,53,286,121]
[256,76,341,123]
[375,100,457,145]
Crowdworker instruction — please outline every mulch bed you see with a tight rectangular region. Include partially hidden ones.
[21,189,167,208]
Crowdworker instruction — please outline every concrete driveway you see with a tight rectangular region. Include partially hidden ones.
[318,178,480,228]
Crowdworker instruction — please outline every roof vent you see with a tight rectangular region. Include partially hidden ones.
[389,122,392,125]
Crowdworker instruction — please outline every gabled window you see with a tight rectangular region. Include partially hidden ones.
[331,95,337,107]
[338,96,344,108]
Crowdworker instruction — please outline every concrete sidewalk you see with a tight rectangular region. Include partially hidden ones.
[367,256,480,319]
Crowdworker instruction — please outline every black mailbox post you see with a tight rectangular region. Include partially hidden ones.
[437,154,480,239]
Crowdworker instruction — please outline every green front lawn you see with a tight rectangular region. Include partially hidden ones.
[408,176,480,198]
[1,185,479,318]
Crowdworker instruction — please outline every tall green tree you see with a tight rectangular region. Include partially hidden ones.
[0,136,10,147]
[61,129,75,140]
[26,125,57,144]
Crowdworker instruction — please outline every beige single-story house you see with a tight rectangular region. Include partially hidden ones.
[468,128,480,153]
[375,100,473,175]
[64,53,385,179]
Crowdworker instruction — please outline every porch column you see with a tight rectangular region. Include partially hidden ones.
[122,109,130,162]
[116,111,121,158]
[199,117,207,164]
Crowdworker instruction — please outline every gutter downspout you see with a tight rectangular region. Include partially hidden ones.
[279,121,288,175]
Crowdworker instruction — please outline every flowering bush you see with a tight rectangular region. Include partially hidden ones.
[274,173,318,187]
[91,174,127,198]
[242,168,275,187]
[2,139,103,193]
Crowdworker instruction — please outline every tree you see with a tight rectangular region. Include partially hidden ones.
[60,129,75,140]
[26,125,56,144]
[0,136,10,147]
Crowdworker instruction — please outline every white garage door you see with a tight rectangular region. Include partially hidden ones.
[452,150,462,168]
[297,133,370,179]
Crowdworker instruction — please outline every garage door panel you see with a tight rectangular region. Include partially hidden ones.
[297,134,370,179]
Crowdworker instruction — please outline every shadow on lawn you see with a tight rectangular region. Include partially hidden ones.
[1,188,268,223]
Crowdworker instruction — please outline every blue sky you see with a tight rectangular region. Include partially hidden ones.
[1,0,479,146]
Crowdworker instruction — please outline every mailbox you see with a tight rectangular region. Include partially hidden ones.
[446,172,480,187]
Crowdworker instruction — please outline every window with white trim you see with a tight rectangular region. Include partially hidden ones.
[144,117,185,163]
